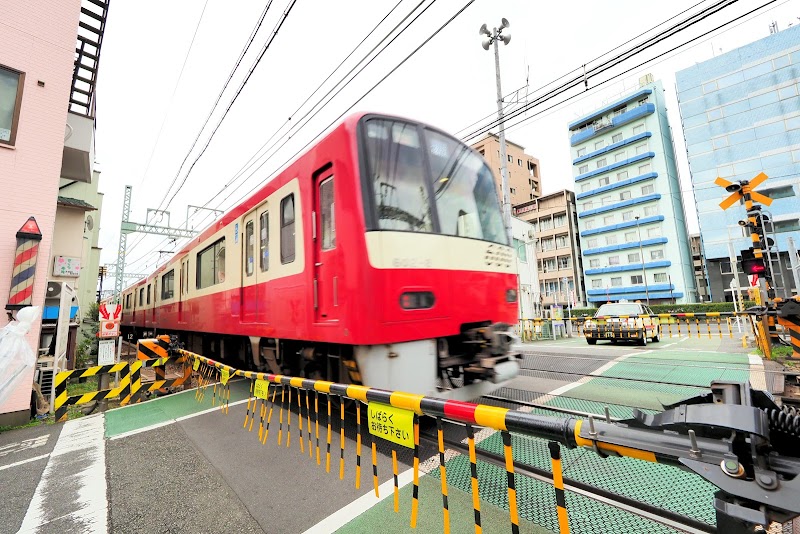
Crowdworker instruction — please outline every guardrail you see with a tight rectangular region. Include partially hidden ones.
[519,311,758,342]
[179,348,800,533]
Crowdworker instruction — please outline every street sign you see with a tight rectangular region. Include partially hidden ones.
[98,303,122,338]
[99,320,120,338]
[98,339,116,365]
[715,173,773,210]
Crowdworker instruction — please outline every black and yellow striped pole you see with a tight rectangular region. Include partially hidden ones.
[436,417,450,534]
[502,431,520,534]
[466,423,482,534]
[548,441,570,533]
[410,414,420,528]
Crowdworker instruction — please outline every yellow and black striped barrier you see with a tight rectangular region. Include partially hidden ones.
[181,348,773,534]
[521,311,756,342]
[54,361,139,422]
[136,334,171,360]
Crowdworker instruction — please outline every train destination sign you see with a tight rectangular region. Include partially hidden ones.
[368,402,414,449]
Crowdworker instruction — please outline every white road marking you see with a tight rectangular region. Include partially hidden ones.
[0,435,49,458]
[0,453,50,472]
[108,397,251,441]
[301,468,415,533]
[19,414,107,533]
[748,354,768,390]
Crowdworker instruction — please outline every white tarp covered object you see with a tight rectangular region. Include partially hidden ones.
[0,306,39,407]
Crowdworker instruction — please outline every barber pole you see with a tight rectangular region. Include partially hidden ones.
[7,217,42,309]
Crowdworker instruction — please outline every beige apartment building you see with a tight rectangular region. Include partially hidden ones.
[514,190,586,310]
[470,133,541,205]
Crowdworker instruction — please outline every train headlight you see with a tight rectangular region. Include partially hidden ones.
[400,291,435,310]
[506,289,518,303]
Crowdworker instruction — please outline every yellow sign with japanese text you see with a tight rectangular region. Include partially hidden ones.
[220,368,230,385]
[368,402,414,449]
[254,379,270,399]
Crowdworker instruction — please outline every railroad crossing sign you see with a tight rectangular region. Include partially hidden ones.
[715,172,773,210]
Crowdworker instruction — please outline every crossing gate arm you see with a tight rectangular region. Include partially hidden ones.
[179,348,800,532]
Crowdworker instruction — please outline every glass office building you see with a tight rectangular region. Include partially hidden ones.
[568,78,696,304]
[676,26,800,299]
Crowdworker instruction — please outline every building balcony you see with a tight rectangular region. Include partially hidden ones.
[61,112,95,182]
[569,103,656,146]
[584,260,671,275]
[587,283,674,296]
[582,237,668,256]
[576,172,657,200]
[588,289,683,303]
[569,89,653,130]
[578,194,661,218]
[575,152,655,182]
[581,215,664,237]
[572,132,652,165]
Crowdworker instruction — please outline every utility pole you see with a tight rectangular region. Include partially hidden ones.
[113,185,199,303]
[479,18,512,245]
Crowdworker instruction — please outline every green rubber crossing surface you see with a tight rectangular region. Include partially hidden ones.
[335,475,551,533]
[105,379,251,438]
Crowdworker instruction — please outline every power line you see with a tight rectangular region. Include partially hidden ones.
[122,0,422,271]
[135,0,212,191]
[162,0,300,212]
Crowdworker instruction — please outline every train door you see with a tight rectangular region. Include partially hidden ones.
[178,258,189,324]
[241,211,258,323]
[313,172,339,322]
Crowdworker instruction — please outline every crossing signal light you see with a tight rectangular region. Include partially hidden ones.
[740,249,766,275]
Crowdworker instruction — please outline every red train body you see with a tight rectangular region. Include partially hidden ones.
[121,113,519,398]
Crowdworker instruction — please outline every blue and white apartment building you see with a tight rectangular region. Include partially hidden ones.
[676,26,800,300]
[568,78,696,305]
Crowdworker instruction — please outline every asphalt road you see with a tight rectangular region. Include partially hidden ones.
[0,423,63,533]
[1,331,764,534]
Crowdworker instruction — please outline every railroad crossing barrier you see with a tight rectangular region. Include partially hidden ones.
[53,338,191,421]
[520,312,760,342]
[54,361,137,422]
[179,348,800,534]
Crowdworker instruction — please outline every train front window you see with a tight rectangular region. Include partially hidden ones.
[424,129,507,245]
[364,120,433,233]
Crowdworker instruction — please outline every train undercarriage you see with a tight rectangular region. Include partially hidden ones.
[124,322,520,400]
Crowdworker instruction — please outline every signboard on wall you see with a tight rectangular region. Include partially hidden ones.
[98,339,116,365]
[53,256,81,277]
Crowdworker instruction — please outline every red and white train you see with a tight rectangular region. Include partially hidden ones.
[121,113,520,398]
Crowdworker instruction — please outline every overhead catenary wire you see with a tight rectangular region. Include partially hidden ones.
[121,0,426,273]
[162,0,300,213]
[126,0,758,276]
[123,0,276,261]
[119,0,779,281]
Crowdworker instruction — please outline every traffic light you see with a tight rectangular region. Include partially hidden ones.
[740,248,766,275]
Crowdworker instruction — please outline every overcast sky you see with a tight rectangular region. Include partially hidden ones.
[94,0,800,279]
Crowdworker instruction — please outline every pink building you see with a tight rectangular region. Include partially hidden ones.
[0,0,107,425]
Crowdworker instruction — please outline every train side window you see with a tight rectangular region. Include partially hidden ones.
[147,284,151,305]
[161,270,175,299]
[281,194,295,264]
[321,176,335,250]
[139,288,144,306]
[245,221,255,277]
[260,211,269,272]
[196,238,225,289]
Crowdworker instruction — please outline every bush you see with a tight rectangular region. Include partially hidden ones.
[569,301,756,317]
[75,302,100,369]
